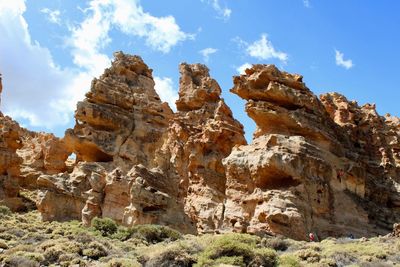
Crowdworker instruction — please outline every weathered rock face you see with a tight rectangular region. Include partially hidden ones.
[0,114,24,210]
[38,52,174,225]
[65,51,172,169]
[0,75,24,210]
[222,64,400,240]
[158,63,246,233]
[35,56,246,234]
[17,132,70,188]
[2,56,400,240]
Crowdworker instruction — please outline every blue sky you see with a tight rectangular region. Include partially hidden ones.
[0,0,399,141]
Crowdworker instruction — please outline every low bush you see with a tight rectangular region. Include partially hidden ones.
[144,243,197,267]
[262,236,289,251]
[92,217,118,237]
[296,248,320,263]
[2,256,39,267]
[128,224,182,244]
[0,205,12,217]
[106,257,141,267]
[278,254,301,267]
[82,241,108,260]
[195,233,277,267]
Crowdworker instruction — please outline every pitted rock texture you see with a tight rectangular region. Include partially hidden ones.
[35,56,246,234]
[1,56,400,240]
[17,131,70,188]
[65,51,173,168]
[0,114,24,210]
[223,64,400,239]
[157,63,246,233]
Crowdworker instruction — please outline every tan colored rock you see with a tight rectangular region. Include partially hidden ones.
[65,51,172,169]
[0,76,24,210]
[223,64,400,240]
[158,63,246,233]
[17,131,70,188]
[392,223,400,237]
[0,115,24,211]
[4,55,398,240]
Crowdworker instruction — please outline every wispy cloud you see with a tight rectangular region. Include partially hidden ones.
[335,49,354,69]
[303,0,311,8]
[246,34,288,63]
[236,63,252,74]
[154,77,178,111]
[201,0,231,20]
[40,8,61,25]
[0,0,191,129]
[199,47,218,62]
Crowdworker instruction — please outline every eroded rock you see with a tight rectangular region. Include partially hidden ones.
[223,64,400,239]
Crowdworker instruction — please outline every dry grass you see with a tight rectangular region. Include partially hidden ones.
[0,206,399,266]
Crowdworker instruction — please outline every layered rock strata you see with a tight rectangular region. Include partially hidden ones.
[0,113,24,210]
[222,64,400,239]
[0,75,28,210]
[1,56,399,240]
[158,63,246,232]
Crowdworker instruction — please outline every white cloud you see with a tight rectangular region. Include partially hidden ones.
[237,63,252,74]
[335,49,354,69]
[246,34,288,63]
[71,0,193,57]
[202,0,231,20]
[303,0,311,8]
[0,0,191,130]
[0,0,75,128]
[40,8,61,25]
[199,47,218,62]
[154,77,178,111]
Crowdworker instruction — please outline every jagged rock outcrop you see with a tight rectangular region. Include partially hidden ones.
[17,132,70,188]
[158,63,246,233]
[35,54,246,234]
[222,64,400,239]
[0,114,24,210]
[2,55,399,240]
[0,75,24,210]
[64,51,173,168]
[38,52,175,225]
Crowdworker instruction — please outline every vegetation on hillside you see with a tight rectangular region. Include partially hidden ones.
[0,206,399,266]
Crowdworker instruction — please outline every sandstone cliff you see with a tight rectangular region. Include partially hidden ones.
[1,55,399,240]
[222,64,400,239]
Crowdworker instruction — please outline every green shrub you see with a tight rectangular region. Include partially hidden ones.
[296,248,320,263]
[0,205,12,217]
[262,237,289,251]
[82,241,108,260]
[92,217,118,237]
[3,256,39,267]
[43,247,64,263]
[278,254,300,267]
[128,224,182,244]
[195,233,277,267]
[145,244,197,267]
[106,258,141,267]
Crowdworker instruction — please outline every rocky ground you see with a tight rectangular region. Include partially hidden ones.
[0,200,399,267]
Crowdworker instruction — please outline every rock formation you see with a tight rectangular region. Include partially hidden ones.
[1,55,399,241]
[0,114,24,211]
[0,75,24,211]
[158,63,246,232]
[35,54,246,234]
[222,64,400,239]
[17,131,70,188]
[37,52,174,224]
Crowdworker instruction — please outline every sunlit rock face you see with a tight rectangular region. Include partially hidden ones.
[2,55,399,240]
[222,64,400,239]
[159,63,246,233]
